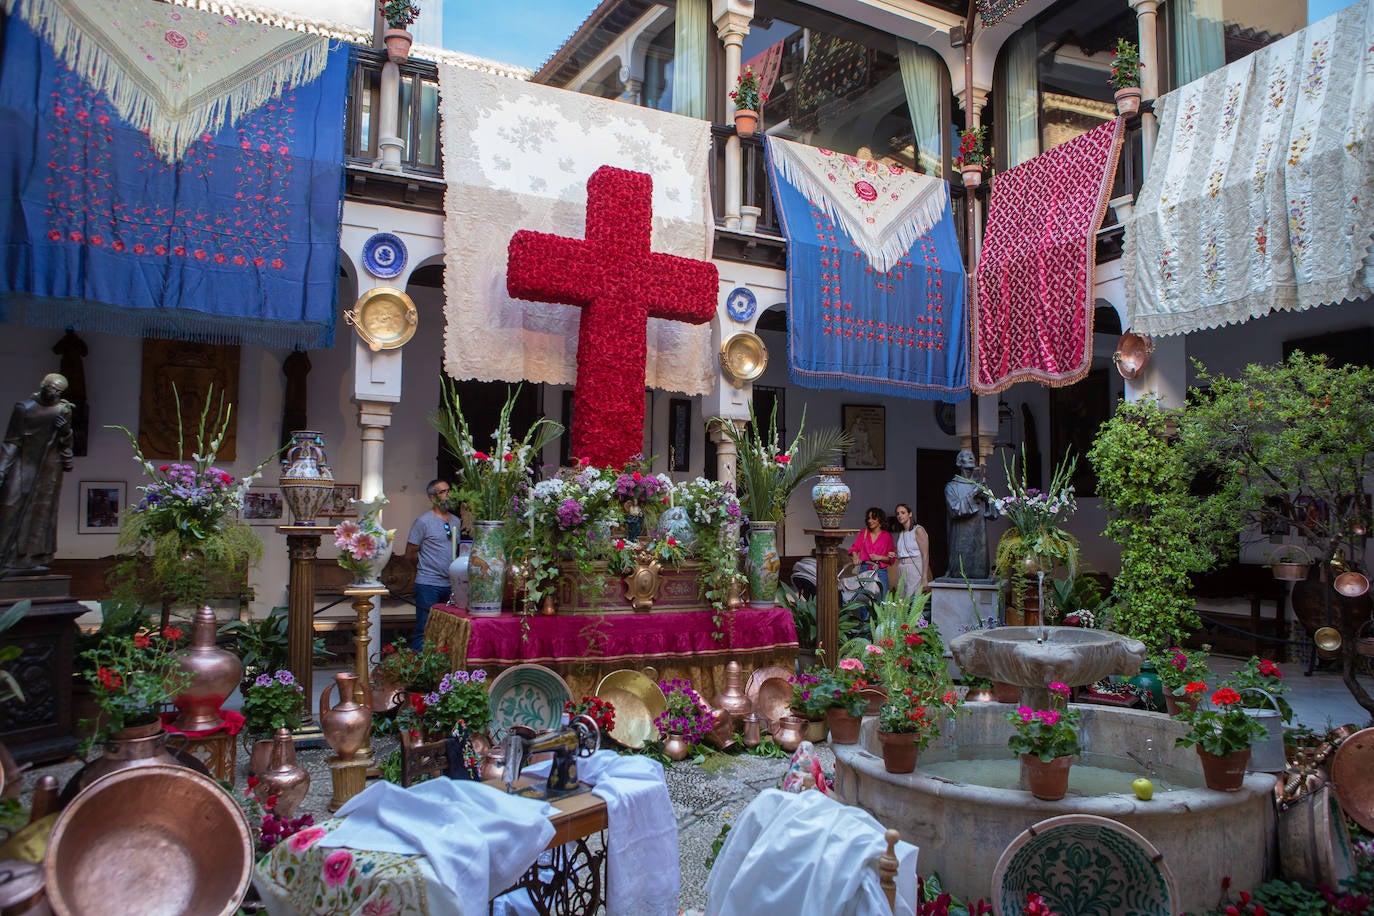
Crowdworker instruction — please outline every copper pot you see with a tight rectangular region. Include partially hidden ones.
[59,720,206,807]
[661,733,691,761]
[773,715,807,753]
[245,736,274,780]
[254,727,310,818]
[712,660,752,720]
[171,606,243,732]
[319,672,372,760]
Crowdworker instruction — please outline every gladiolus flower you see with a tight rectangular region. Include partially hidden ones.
[775,455,791,464]
[472,451,490,461]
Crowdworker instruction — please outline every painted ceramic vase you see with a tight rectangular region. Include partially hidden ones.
[746,521,779,608]
[810,467,851,529]
[468,520,506,616]
[278,430,334,525]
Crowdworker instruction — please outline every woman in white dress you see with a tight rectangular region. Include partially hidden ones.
[893,503,933,600]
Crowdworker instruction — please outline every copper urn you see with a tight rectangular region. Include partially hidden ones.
[58,720,204,807]
[171,606,243,732]
[712,660,752,721]
[254,727,310,818]
[319,672,372,760]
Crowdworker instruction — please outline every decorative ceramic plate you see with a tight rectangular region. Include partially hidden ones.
[362,231,408,279]
[596,670,666,749]
[725,286,757,322]
[1331,727,1374,832]
[992,814,1176,916]
[488,664,573,736]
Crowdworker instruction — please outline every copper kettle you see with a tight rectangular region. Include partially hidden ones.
[319,672,372,760]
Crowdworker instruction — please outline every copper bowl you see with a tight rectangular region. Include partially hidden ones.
[1314,626,1343,658]
[45,765,252,916]
[1112,330,1154,380]
[1334,571,1370,598]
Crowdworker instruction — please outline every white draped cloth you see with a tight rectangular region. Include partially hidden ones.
[1125,0,1374,336]
[438,66,716,394]
[314,779,556,915]
[704,788,919,916]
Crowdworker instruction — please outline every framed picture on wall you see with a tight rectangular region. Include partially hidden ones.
[78,481,125,533]
[242,487,284,525]
[322,483,361,518]
[842,405,885,470]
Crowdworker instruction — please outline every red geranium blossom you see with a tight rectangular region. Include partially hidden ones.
[1212,687,1243,706]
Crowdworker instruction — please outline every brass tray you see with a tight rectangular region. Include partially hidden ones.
[753,675,794,733]
[719,331,768,383]
[46,764,252,916]
[744,665,793,707]
[1331,727,1374,833]
[345,286,418,351]
[595,670,666,750]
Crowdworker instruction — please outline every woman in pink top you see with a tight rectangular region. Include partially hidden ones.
[849,506,896,594]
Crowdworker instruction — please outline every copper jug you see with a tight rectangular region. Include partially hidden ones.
[774,715,807,753]
[742,713,763,748]
[171,606,243,732]
[255,727,310,817]
[319,672,372,760]
[712,660,752,720]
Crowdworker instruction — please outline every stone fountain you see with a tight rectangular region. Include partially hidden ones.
[948,625,1149,710]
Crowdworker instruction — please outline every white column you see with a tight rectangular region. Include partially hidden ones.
[1129,0,1162,169]
[714,6,751,231]
[377,61,404,172]
[710,421,742,488]
[356,399,393,654]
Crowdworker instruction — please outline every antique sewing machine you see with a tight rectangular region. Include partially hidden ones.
[500,715,600,800]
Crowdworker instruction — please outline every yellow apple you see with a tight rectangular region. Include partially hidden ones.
[1132,777,1154,800]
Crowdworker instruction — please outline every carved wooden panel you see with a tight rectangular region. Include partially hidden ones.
[137,340,240,461]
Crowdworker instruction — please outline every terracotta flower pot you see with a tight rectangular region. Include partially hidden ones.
[383,28,412,63]
[877,730,918,774]
[961,164,983,189]
[1164,691,1201,717]
[1114,86,1142,118]
[734,109,759,139]
[1197,747,1251,792]
[825,707,862,745]
[1021,753,1073,800]
[992,681,1021,704]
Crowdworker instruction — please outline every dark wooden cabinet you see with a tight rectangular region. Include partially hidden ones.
[0,594,84,764]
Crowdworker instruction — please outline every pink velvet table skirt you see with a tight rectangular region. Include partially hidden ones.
[427,604,798,699]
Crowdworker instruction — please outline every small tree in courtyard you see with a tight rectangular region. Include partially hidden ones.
[1181,352,1374,716]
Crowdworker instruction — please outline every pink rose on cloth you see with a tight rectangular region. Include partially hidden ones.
[322,848,354,887]
[164,29,189,49]
[287,827,326,853]
[853,180,877,202]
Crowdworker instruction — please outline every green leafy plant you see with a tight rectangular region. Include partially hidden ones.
[240,670,306,735]
[704,818,733,870]
[1089,397,1229,652]
[788,666,829,719]
[397,669,491,739]
[1153,645,1212,697]
[776,580,816,650]
[715,404,850,527]
[1109,38,1142,89]
[988,450,1081,615]
[1005,683,1081,762]
[877,684,957,750]
[813,660,871,717]
[374,638,452,694]
[728,67,766,112]
[0,599,31,703]
[219,606,330,690]
[1173,684,1267,756]
[954,126,987,169]
[379,0,420,29]
[1225,656,1293,723]
[81,624,192,743]
[1045,573,1110,627]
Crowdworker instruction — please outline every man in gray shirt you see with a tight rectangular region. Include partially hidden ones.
[404,479,456,649]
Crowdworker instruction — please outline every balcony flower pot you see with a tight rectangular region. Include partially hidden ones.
[961,163,983,189]
[1114,86,1142,118]
[734,109,759,139]
[383,28,413,63]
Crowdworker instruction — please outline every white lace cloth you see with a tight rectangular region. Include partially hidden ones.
[1125,0,1374,337]
[438,66,716,395]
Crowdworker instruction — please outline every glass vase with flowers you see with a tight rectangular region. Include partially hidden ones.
[1174,684,1267,790]
[110,386,274,622]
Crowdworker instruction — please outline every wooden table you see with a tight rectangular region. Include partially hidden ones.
[486,776,608,915]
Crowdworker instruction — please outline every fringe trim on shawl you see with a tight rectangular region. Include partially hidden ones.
[161,0,370,43]
[6,0,330,163]
[766,137,949,274]
[1,294,334,350]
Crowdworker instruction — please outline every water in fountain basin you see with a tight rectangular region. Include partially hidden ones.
[917,757,1205,794]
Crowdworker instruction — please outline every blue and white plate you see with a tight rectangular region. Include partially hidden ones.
[362,232,407,279]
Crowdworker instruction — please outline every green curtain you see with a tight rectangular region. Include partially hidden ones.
[1003,25,1039,168]
[897,40,945,175]
[672,0,709,120]
[1172,0,1227,85]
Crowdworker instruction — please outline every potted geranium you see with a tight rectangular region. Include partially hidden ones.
[564,695,615,738]
[653,678,715,761]
[816,658,872,744]
[1109,38,1143,117]
[788,666,830,741]
[80,624,190,752]
[954,125,988,188]
[1005,682,1081,800]
[1174,684,1266,790]
[876,685,957,774]
[1153,645,1212,716]
[397,669,491,741]
[729,66,768,138]
[379,0,421,61]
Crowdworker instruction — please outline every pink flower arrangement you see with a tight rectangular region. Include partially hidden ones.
[334,499,395,582]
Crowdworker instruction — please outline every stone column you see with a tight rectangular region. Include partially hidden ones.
[714,4,752,231]
[356,401,393,656]
[710,419,742,489]
[377,60,404,171]
[620,75,644,105]
[1129,0,1161,168]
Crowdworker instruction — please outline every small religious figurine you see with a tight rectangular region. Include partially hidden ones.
[0,373,75,571]
[944,449,998,580]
